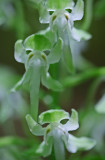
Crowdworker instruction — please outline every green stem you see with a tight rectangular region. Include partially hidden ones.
[62,67,105,88]
[81,0,94,31]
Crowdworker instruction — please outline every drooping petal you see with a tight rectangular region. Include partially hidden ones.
[14,40,27,63]
[63,134,96,153]
[11,69,31,92]
[71,27,92,41]
[47,0,74,11]
[26,114,45,136]
[39,109,69,124]
[47,38,63,64]
[71,0,84,21]
[36,136,53,157]
[41,71,63,91]
[63,109,79,131]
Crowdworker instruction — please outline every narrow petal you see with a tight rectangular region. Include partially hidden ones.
[63,109,79,131]
[11,69,30,92]
[39,3,50,23]
[71,0,84,21]
[71,27,92,41]
[36,136,53,157]
[63,134,96,153]
[41,71,63,91]
[15,40,27,63]
[26,114,45,136]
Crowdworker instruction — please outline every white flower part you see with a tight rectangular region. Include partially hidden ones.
[63,109,79,131]
[62,133,96,153]
[71,27,92,42]
[71,0,84,21]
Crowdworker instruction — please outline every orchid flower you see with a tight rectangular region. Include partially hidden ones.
[12,39,62,121]
[26,109,96,160]
[30,0,91,73]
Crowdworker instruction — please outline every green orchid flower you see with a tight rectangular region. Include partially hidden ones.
[26,109,96,160]
[30,0,91,73]
[49,0,91,73]
[12,39,63,121]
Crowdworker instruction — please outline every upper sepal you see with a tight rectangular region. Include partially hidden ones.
[14,40,27,63]
[39,109,69,124]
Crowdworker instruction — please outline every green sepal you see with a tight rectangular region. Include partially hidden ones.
[39,2,50,23]
[47,0,74,11]
[39,109,69,124]
[14,40,27,63]
[71,0,84,21]
[24,34,51,51]
[26,114,45,136]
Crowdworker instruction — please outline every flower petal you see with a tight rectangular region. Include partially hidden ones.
[71,0,84,21]
[36,136,53,157]
[14,40,27,63]
[71,27,92,41]
[63,109,79,131]
[63,134,96,153]
[11,69,31,92]
[41,71,63,91]
[26,114,45,136]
